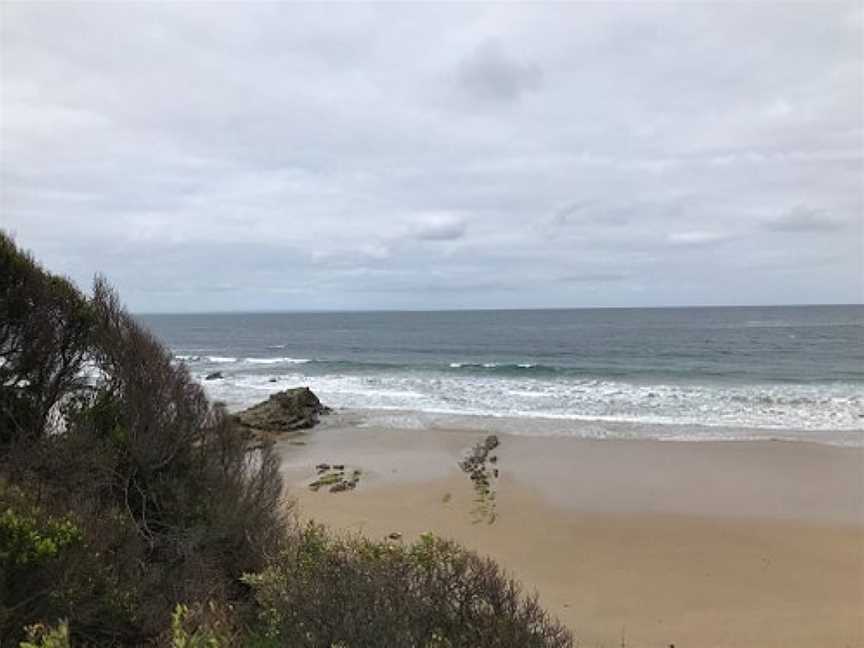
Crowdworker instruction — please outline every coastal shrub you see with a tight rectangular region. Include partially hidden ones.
[0,232,93,447]
[19,620,71,648]
[0,231,574,648]
[0,485,79,635]
[0,489,83,569]
[167,603,238,648]
[0,233,288,645]
[243,524,573,648]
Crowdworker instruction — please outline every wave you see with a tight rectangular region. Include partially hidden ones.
[175,354,308,366]
[178,354,550,374]
[449,361,540,371]
[173,352,864,385]
[194,367,864,439]
[244,357,310,365]
[174,355,237,364]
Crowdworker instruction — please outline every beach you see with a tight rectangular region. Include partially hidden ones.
[7,3,863,644]
[279,411,864,648]
[143,306,864,645]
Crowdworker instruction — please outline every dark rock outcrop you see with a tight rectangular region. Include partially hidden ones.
[458,435,501,524]
[233,387,330,437]
[309,467,361,493]
[205,371,224,381]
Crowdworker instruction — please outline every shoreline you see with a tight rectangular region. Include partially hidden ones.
[279,409,864,523]
[225,400,864,447]
[277,410,864,647]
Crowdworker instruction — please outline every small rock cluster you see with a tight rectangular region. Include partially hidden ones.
[458,435,500,524]
[458,434,499,480]
[309,463,362,493]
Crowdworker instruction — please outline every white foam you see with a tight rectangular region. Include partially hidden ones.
[195,368,864,446]
[208,356,237,363]
[244,357,310,365]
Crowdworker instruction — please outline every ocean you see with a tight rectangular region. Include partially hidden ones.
[140,305,864,446]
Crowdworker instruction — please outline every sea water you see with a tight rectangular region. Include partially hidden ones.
[140,305,864,446]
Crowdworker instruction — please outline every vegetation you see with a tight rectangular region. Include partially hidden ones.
[0,231,572,647]
[244,525,571,648]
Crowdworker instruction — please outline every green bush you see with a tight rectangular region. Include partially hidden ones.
[1,232,288,645]
[19,620,70,648]
[0,490,83,568]
[243,524,573,648]
[0,233,93,447]
[0,231,574,647]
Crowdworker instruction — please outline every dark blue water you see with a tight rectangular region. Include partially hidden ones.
[140,305,864,443]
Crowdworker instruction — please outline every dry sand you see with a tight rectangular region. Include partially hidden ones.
[278,413,864,648]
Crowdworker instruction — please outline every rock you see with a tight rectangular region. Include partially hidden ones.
[484,435,499,451]
[268,377,278,383]
[387,532,402,540]
[233,387,331,435]
[309,471,343,491]
[458,436,500,525]
[205,371,224,381]
[310,463,362,494]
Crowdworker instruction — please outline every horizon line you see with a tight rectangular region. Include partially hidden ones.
[133,302,864,316]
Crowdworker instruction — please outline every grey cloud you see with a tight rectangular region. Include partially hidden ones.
[552,201,635,228]
[359,278,514,294]
[557,273,629,284]
[763,207,845,232]
[412,214,468,241]
[457,41,542,104]
[666,231,736,247]
[551,202,591,226]
[1,3,861,311]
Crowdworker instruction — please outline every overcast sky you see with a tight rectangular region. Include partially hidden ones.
[1,3,862,312]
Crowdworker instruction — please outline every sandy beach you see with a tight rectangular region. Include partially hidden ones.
[278,411,864,648]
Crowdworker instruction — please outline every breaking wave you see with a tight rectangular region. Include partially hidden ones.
[190,364,864,444]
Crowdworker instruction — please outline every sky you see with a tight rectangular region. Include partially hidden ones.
[1,2,862,312]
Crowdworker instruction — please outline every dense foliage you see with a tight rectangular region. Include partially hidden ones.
[0,231,572,647]
[244,525,572,648]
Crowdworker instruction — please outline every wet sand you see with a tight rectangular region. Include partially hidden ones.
[278,412,864,648]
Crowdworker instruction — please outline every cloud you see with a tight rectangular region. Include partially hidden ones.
[551,201,591,226]
[666,231,734,246]
[557,272,628,283]
[762,207,845,232]
[0,3,861,310]
[411,213,468,241]
[551,201,634,228]
[456,40,542,104]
